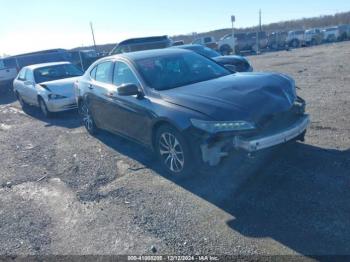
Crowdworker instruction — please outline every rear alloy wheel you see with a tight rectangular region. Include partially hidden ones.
[81,101,98,135]
[39,98,52,118]
[155,125,192,177]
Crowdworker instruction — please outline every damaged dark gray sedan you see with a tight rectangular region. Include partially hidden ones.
[75,49,309,176]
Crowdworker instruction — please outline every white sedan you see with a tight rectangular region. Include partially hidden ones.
[13,62,83,117]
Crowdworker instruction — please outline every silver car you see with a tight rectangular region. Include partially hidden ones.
[13,62,83,117]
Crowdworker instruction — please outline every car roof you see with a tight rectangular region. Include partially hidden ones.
[24,61,71,70]
[174,44,203,49]
[108,48,192,61]
[118,35,170,46]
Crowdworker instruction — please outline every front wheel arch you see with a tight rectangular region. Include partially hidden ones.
[152,121,180,151]
[154,123,194,177]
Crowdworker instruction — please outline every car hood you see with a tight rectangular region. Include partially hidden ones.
[38,77,80,97]
[160,73,297,122]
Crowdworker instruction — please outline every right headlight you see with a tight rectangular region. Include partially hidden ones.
[191,119,256,133]
[48,94,67,100]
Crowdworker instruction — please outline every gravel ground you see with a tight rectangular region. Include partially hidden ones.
[0,42,349,259]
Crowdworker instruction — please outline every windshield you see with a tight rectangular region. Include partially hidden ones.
[193,46,221,58]
[34,64,83,83]
[135,52,231,90]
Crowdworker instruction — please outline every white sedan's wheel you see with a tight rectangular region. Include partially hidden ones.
[16,92,27,109]
[39,98,51,118]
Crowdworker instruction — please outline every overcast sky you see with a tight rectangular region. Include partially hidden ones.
[1,0,349,55]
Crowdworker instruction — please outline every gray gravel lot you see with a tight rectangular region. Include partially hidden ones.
[0,42,349,259]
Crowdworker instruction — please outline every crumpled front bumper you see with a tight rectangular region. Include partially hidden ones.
[233,115,310,152]
[200,114,310,166]
[46,97,77,112]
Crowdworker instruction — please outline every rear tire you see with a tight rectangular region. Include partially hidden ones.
[16,92,28,110]
[80,100,98,135]
[155,125,193,178]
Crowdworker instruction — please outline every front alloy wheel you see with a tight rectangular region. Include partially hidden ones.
[156,125,192,177]
[39,98,51,118]
[81,101,98,135]
[159,132,184,173]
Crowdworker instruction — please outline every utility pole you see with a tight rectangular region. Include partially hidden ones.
[256,9,261,55]
[90,22,97,52]
[259,9,262,32]
[231,15,236,55]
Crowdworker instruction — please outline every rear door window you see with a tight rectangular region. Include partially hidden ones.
[25,70,33,82]
[90,66,97,79]
[18,69,27,81]
[95,61,113,83]
[113,61,139,87]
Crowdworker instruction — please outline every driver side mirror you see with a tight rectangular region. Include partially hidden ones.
[117,83,140,96]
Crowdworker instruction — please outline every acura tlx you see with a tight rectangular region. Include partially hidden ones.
[75,49,309,177]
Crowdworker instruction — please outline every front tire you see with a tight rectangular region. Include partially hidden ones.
[80,100,98,135]
[38,97,52,118]
[155,125,193,178]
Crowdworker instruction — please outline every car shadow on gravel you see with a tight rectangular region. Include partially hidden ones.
[94,130,159,170]
[221,144,350,257]
[22,105,82,129]
[82,129,350,257]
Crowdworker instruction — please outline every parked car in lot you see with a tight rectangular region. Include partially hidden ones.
[109,36,172,55]
[322,27,340,42]
[286,30,306,48]
[192,36,218,50]
[75,49,309,176]
[246,31,269,51]
[172,40,185,46]
[0,58,18,91]
[67,49,102,72]
[268,31,288,50]
[218,33,247,55]
[13,62,83,117]
[0,49,70,90]
[338,24,350,41]
[172,44,253,72]
[304,28,323,46]
[218,32,267,55]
